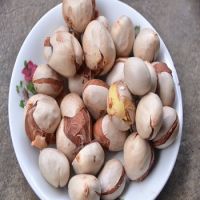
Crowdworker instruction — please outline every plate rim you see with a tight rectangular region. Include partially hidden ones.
[8,1,183,200]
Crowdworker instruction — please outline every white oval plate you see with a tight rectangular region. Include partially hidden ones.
[8,0,183,200]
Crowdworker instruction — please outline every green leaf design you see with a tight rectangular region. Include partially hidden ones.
[20,80,23,87]
[19,100,25,108]
[26,82,36,94]
[16,85,20,93]
[23,88,29,101]
[24,60,27,67]
[135,25,140,36]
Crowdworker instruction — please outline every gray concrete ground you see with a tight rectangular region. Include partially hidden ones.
[0,0,200,199]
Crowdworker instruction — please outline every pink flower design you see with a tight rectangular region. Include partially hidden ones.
[22,61,37,81]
